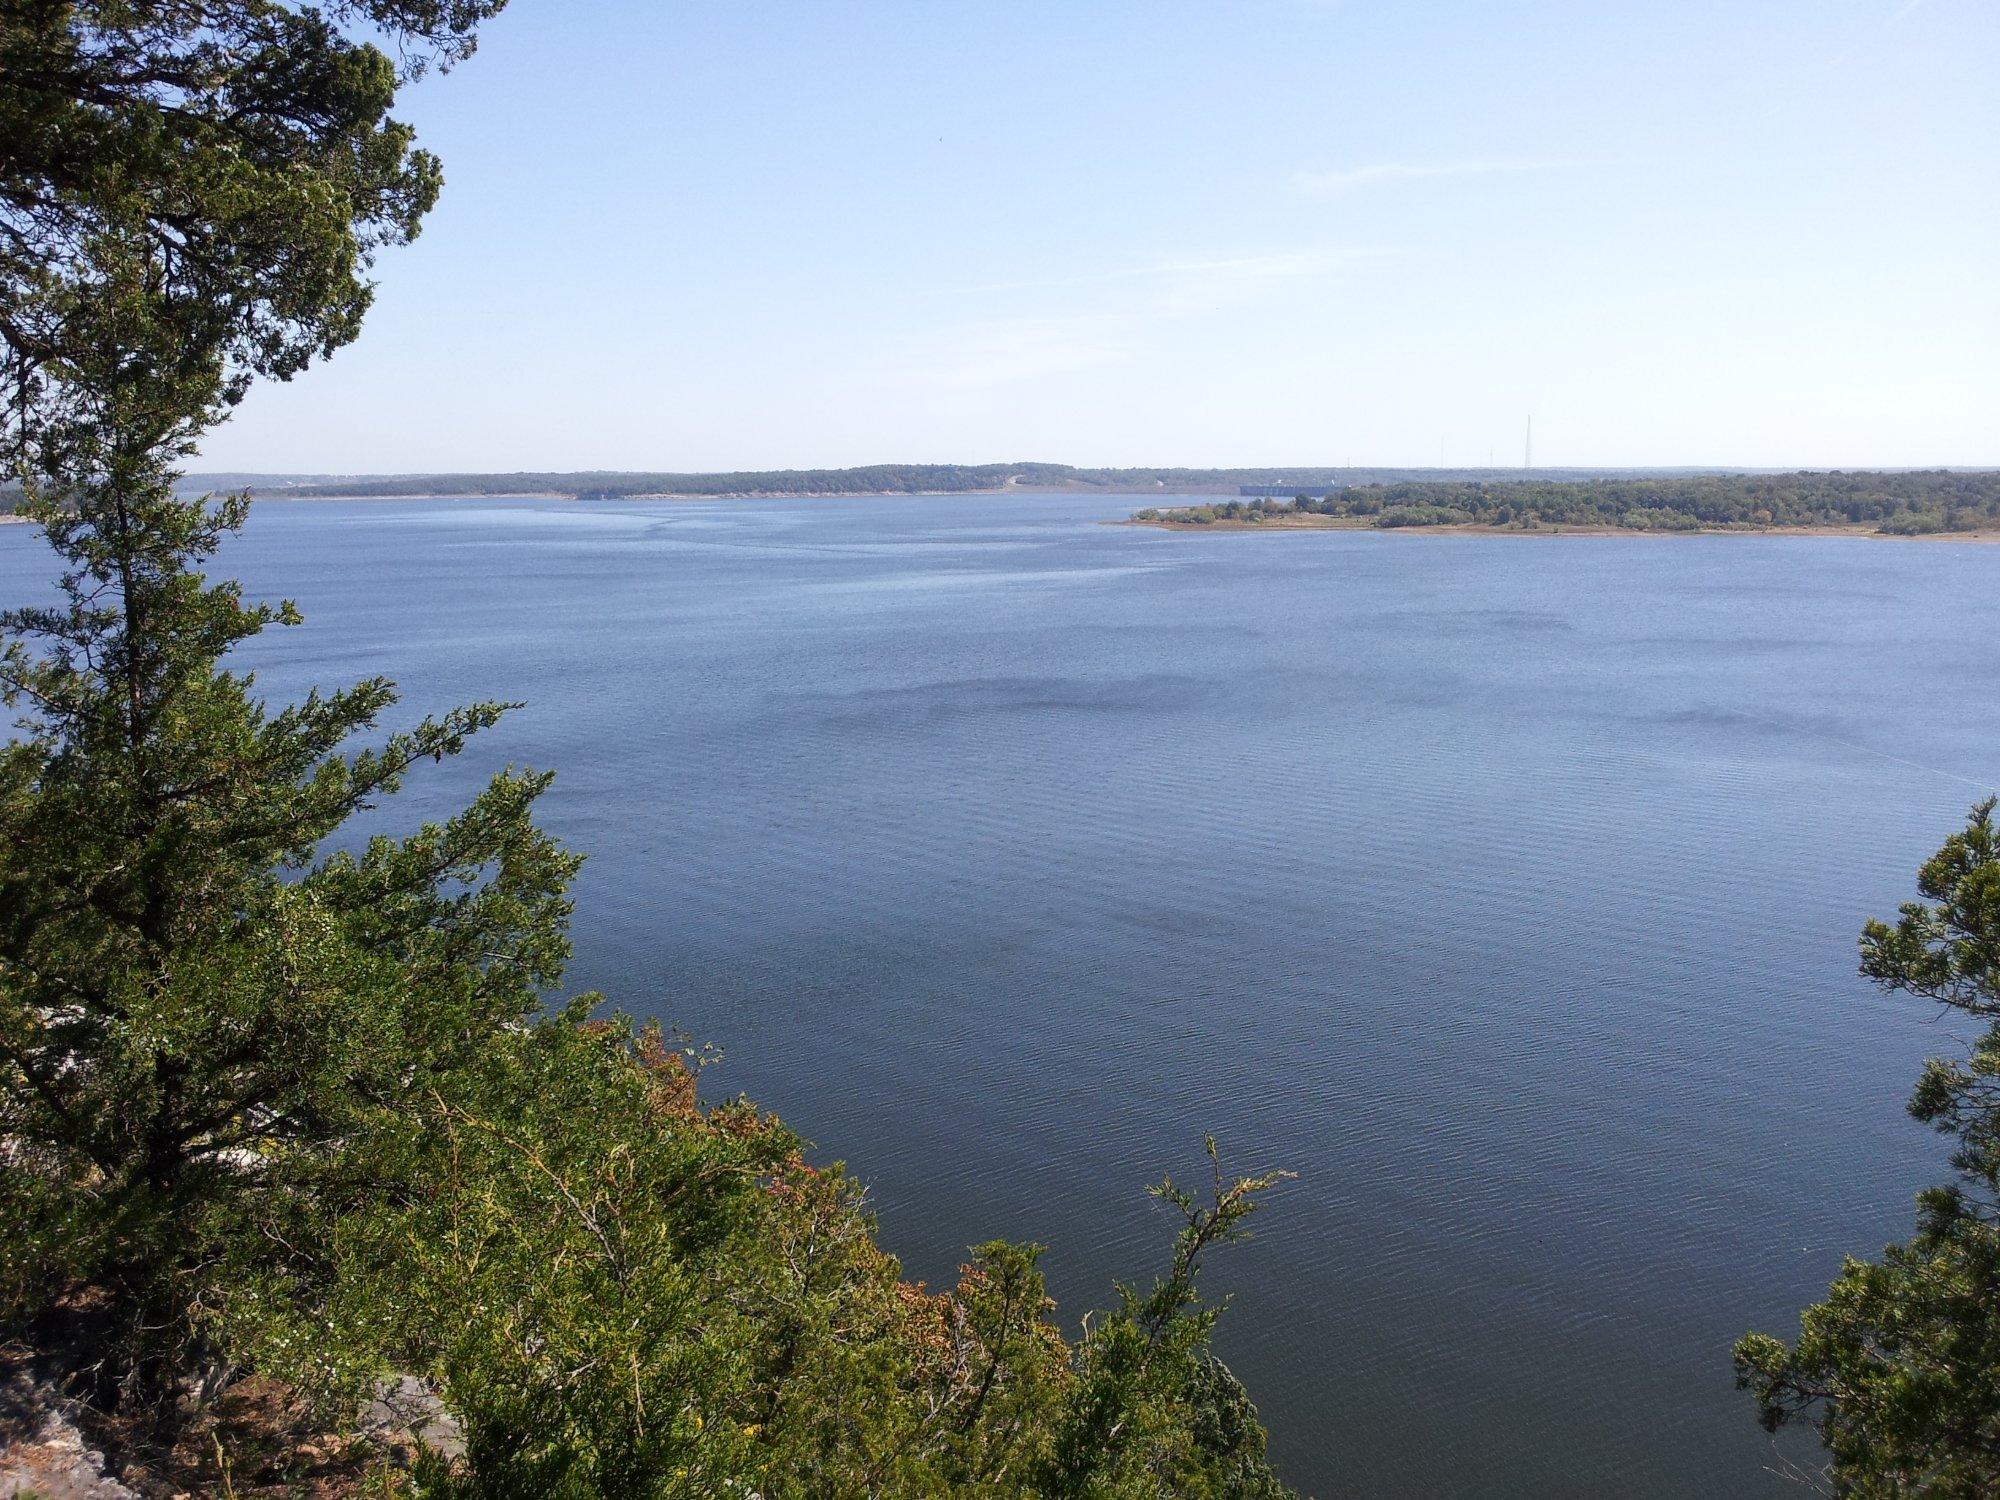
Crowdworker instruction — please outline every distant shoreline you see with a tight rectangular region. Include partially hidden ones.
[1120,515,2000,543]
[222,461,1990,506]
[248,488,1027,502]
[13,498,1998,542]
[253,490,572,502]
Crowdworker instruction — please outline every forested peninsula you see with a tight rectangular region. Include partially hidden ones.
[1129,470,2000,537]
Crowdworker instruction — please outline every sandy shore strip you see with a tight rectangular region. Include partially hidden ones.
[1118,516,2000,543]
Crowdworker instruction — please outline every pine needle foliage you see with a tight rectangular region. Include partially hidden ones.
[1736,800,2000,1496]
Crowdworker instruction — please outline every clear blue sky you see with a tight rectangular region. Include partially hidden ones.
[201,0,1999,474]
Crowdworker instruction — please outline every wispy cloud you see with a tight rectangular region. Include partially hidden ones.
[922,312,1135,390]
[901,247,1381,390]
[1151,250,1354,314]
[1290,159,1566,197]
[950,249,1349,299]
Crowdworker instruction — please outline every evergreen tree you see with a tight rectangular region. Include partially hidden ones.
[1,0,529,1403]
[1736,800,2000,1496]
[2,0,508,459]
[0,383,571,1400]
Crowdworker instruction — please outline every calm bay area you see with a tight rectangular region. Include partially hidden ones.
[6,490,1993,1496]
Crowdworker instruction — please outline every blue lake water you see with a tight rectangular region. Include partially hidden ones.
[4,492,1997,1496]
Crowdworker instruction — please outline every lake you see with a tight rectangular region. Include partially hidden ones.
[4,492,1995,1496]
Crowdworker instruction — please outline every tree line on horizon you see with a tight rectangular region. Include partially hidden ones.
[23,467,1993,515]
[1135,470,2000,534]
[154,462,1792,503]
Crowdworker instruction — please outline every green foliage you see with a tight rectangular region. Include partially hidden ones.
[1734,800,2000,1496]
[1036,1142,1295,1499]
[2,0,507,463]
[1137,471,2000,534]
[1375,504,1473,528]
[0,407,572,1398]
[211,1015,1294,1497]
[1620,507,1702,532]
[0,0,527,1412]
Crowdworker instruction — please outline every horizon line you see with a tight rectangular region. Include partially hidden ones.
[179,461,2000,480]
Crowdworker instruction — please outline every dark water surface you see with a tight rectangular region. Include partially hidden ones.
[6,493,1997,1496]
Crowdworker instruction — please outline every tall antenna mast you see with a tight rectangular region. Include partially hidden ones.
[1525,415,1533,470]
